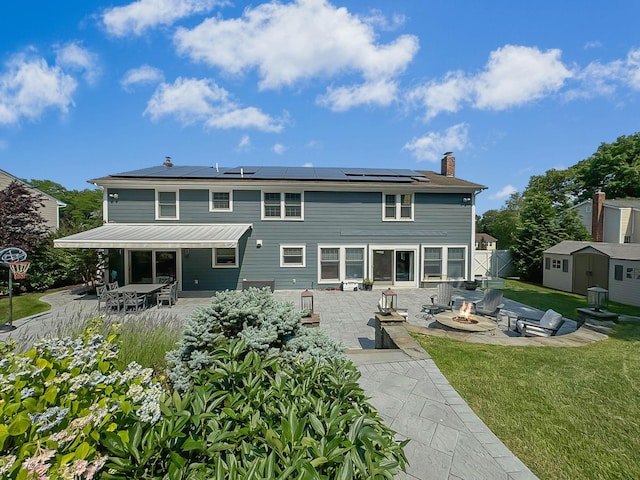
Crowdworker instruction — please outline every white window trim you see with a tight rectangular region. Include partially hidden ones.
[317,244,367,284]
[420,244,469,281]
[261,191,304,221]
[212,246,238,268]
[155,189,179,220]
[280,244,306,267]
[382,193,414,222]
[209,190,233,212]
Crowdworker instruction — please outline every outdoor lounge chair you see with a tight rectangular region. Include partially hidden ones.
[515,309,565,337]
[471,289,504,320]
[429,283,455,312]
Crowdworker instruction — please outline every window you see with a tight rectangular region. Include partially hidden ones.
[263,192,303,220]
[383,193,413,221]
[345,248,365,279]
[447,247,465,278]
[156,190,178,219]
[213,247,237,267]
[424,247,442,278]
[562,259,569,273]
[320,248,340,280]
[210,191,232,212]
[552,259,561,269]
[545,257,551,270]
[614,264,623,281]
[626,267,640,280]
[318,246,366,282]
[281,245,305,267]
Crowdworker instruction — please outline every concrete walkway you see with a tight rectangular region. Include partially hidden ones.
[1,286,620,480]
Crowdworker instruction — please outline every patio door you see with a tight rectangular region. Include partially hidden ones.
[128,250,178,284]
[372,248,418,286]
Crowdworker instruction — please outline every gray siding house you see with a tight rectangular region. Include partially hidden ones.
[55,154,485,293]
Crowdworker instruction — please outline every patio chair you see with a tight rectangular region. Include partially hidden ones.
[471,289,504,320]
[96,285,107,310]
[515,309,565,337]
[429,283,455,312]
[102,290,123,313]
[157,287,173,308]
[122,291,146,312]
[108,281,119,290]
[155,276,172,284]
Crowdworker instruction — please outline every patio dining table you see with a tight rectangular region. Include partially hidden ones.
[113,283,168,309]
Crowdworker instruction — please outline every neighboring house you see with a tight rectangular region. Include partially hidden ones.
[573,190,640,244]
[543,240,640,307]
[0,168,66,231]
[55,154,485,292]
[475,233,497,251]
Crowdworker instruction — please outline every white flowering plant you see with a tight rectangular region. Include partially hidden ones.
[0,318,162,480]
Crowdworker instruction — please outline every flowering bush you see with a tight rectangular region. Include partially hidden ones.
[0,319,162,479]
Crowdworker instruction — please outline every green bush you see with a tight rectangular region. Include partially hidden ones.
[0,319,162,479]
[103,339,408,479]
[167,288,344,392]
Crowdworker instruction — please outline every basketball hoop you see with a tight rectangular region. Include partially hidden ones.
[9,261,30,280]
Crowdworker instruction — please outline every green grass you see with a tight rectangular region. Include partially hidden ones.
[0,291,49,324]
[413,280,640,479]
[501,279,640,319]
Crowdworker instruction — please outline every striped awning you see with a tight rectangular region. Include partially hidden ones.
[54,223,252,249]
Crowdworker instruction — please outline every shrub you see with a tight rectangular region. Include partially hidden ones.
[0,319,162,479]
[102,339,408,479]
[167,287,344,392]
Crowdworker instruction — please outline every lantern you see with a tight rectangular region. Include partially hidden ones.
[381,288,397,314]
[587,286,608,312]
[301,289,314,316]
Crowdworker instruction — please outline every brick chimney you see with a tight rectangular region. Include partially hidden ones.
[592,190,605,242]
[441,152,455,177]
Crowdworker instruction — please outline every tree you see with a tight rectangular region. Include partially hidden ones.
[512,183,589,282]
[571,132,640,201]
[477,192,523,250]
[0,181,49,251]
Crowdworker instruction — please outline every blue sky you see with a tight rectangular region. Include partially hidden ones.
[1,0,639,214]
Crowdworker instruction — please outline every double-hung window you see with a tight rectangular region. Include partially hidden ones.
[318,246,366,283]
[156,190,178,220]
[281,245,305,267]
[263,192,303,220]
[383,193,413,221]
[422,246,467,280]
[210,191,232,212]
[423,247,442,279]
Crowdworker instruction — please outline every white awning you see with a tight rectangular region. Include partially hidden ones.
[54,223,252,249]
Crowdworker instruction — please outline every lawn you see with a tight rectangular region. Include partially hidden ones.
[0,291,49,325]
[413,280,640,479]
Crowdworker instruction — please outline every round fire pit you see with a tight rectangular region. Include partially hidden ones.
[434,311,496,333]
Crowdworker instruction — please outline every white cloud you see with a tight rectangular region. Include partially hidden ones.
[174,0,418,109]
[303,162,313,167]
[144,77,284,131]
[273,143,286,154]
[102,0,223,37]
[55,42,100,84]
[584,40,603,50]
[360,9,406,31]
[121,65,165,90]
[236,134,251,151]
[317,79,398,111]
[626,48,640,89]
[0,53,77,126]
[489,184,517,200]
[402,123,469,162]
[409,45,572,120]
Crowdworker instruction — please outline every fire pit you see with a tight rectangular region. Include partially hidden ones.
[434,302,496,333]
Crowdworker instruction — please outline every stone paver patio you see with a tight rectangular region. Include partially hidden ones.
[1,285,621,479]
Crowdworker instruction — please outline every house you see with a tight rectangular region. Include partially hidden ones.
[0,168,66,231]
[543,240,640,307]
[573,190,640,243]
[475,233,497,251]
[54,154,485,292]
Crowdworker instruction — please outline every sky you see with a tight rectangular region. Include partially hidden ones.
[1,0,639,214]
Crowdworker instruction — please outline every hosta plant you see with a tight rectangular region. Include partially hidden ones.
[0,319,162,479]
[103,339,408,479]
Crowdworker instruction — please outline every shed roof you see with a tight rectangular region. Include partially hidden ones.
[544,240,640,260]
